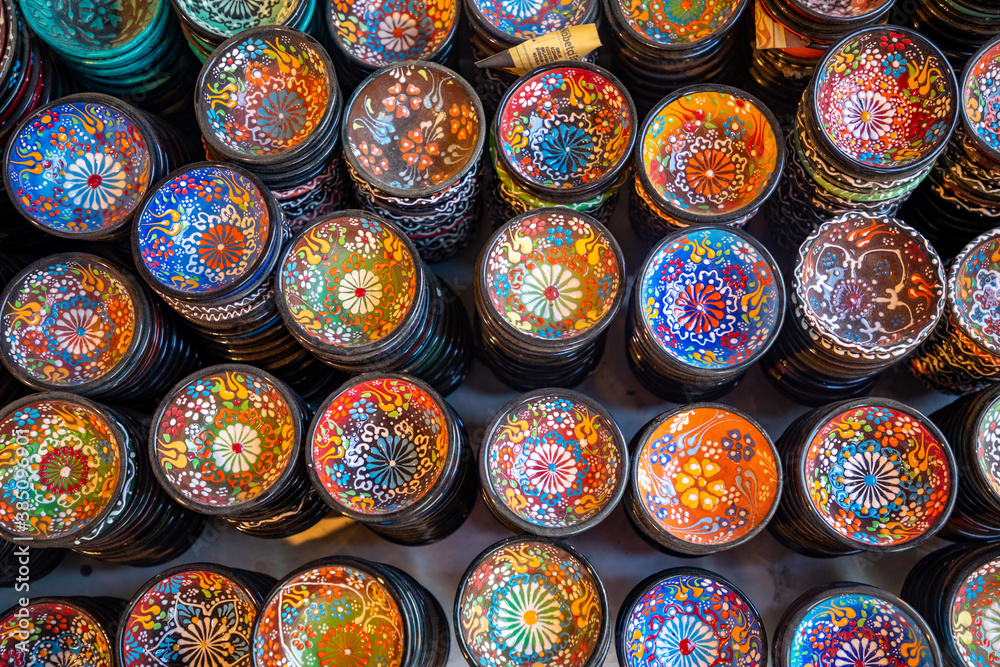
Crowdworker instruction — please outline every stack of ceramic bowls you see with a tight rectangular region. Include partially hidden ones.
[491,62,636,227]
[172,0,319,61]
[774,583,941,667]
[767,26,959,250]
[625,404,782,556]
[277,211,473,396]
[479,390,627,538]
[0,393,204,565]
[119,563,276,667]
[0,253,200,404]
[0,597,126,664]
[326,0,459,93]
[761,213,946,405]
[307,374,476,545]
[902,542,1000,667]
[909,229,1000,394]
[902,36,1000,259]
[196,26,347,233]
[474,209,625,389]
[132,162,336,398]
[930,384,1000,540]
[150,365,330,539]
[456,536,610,667]
[631,85,784,243]
[464,0,599,114]
[342,61,485,263]
[769,398,956,558]
[0,542,63,587]
[5,94,192,245]
[253,556,450,667]
[18,0,195,116]
[602,0,747,117]
[747,0,896,118]
[910,0,1000,67]
[617,568,767,667]
[627,226,784,402]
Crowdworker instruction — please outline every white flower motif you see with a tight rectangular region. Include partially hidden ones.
[519,264,583,322]
[338,269,383,315]
[62,152,127,211]
[653,614,720,667]
[42,650,82,667]
[376,12,418,52]
[841,450,901,511]
[52,308,104,356]
[523,441,578,496]
[981,600,1000,651]
[211,423,262,474]
[842,91,895,141]
[494,579,564,656]
[833,637,889,667]
[500,0,544,18]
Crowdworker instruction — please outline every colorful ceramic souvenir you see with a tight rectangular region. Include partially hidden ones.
[948,555,1000,666]
[0,599,116,665]
[948,229,1000,357]
[630,405,781,553]
[787,0,893,20]
[466,0,595,40]
[616,0,746,45]
[455,537,609,667]
[328,0,457,66]
[617,569,766,667]
[18,0,160,58]
[480,390,627,535]
[963,36,1000,163]
[174,0,306,38]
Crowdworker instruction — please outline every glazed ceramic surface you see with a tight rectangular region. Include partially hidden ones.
[346,63,481,191]
[469,0,592,40]
[310,376,449,515]
[0,397,121,541]
[121,569,258,666]
[795,215,945,356]
[498,65,633,193]
[253,563,405,667]
[976,396,1000,498]
[19,0,160,56]
[329,0,457,66]
[618,0,741,46]
[639,228,782,369]
[620,571,765,667]
[814,28,956,170]
[199,29,333,158]
[1,257,137,387]
[950,557,1000,667]
[803,405,952,547]
[176,0,304,37]
[635,406,779,547]
[153,368,297,509]
[640,89,780,217]
[787,593,935,667]
[963,37,1000,160]
[6,101,154,234]
[484,209,622,340]
[136,165,272,295]
[0,601,113,665]
[951,230,1000,356]
[484,393,622,530]
[457,540,604,667]
[279,213,418,347]
[787,0,892,19]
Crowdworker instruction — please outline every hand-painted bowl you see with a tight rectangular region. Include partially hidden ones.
[173,0,306,40]
[496,62,637,198]
[794,213,946,361]
[637,85,783,223]
[785,0,894,23]
[960,35,1000,165]
[0,598,116,665]
[811,27,958,174]
[610,0,748,50]
[948,228,1000,359]
[464,0,596,43]
[18,0,162,59]
[327,0,458,68]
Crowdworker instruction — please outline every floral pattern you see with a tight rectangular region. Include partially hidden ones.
[200,30,333,157]
[485,392,623,529]
[136,166,273,295]
[640,90,780,216]
[311,377,449,515]
[0,601,113,666]
[640,228,781,369]
[174,0,300,37]
[457,540,603,667]
[963,38,1000,158]
[804,405,953,546]
[499,65,634,192]
[19,0,158,55]
[618,0,741,46]
[788,593,934,667]
[952,232,1000,355]
[278,214,418,347]
[796,214,945,357]
[253,563,404,667]
[1,257,137,387]
[636,407,779,547]
[484,209,622,339]
[814,28,957,168]
[470,0,592,39]
[621,572,764,667]
[346,63,481,191]
[975,394,1000,498]
[0,398,121,541]
[120,569,258,667]
[152,368,297,508]
[7,101,153,234]
[329,0,456,66]
[951,558,1000,667]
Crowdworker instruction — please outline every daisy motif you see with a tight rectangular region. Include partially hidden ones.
[63,152,127,211]
[842,91,895,141]
[338,269,383,315]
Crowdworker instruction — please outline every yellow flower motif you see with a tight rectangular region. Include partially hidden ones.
[674,457,725,511]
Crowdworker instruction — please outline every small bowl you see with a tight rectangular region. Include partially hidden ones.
[0,598,119,664]
[960,34,1000,166]
[606,0,748,52]
[947,227,1000,358]
[464,0,597,43]
[18,0,161,60]
[327,0,458,69]
[172,0,307,41]
[784,0,894,25]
